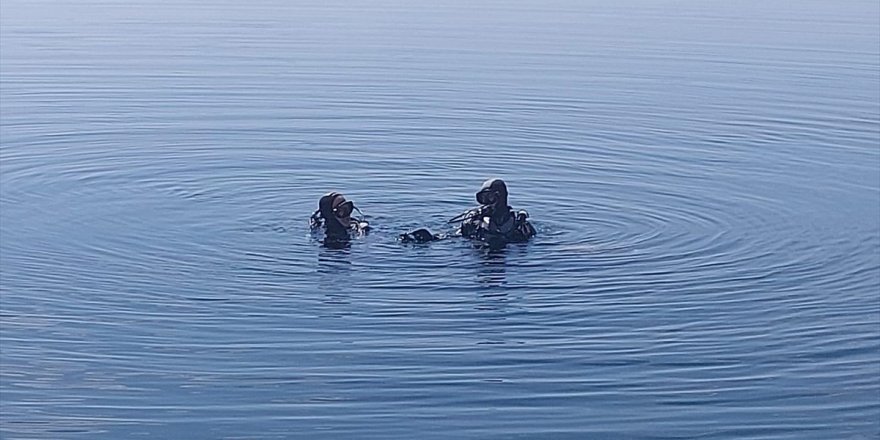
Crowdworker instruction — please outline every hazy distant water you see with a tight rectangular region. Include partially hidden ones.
[1,0,878,439]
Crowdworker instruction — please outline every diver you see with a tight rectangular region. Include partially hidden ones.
[310,192,369,243]
[400,178,535,245]
[451,178,536,244]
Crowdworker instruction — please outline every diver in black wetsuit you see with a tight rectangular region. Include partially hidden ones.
[399,178,535,244]
[452,178,536,244]
[310,192,369,244]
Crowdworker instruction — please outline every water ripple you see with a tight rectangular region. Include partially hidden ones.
[2,0,879,439]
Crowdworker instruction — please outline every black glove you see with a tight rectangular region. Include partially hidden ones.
[399,228,439,243]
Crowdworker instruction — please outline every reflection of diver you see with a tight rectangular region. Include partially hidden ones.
[316,245,353,305]
[316,245,352,273]
[310,192,370,248]
[400,178,536,246]
[477,246,508,288]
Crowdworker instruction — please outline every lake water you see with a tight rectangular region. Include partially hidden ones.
[1,1,879,438]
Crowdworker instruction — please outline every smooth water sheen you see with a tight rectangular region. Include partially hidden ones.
[1,1,879,439]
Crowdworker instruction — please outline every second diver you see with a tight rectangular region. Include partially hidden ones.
[400,178,536,245]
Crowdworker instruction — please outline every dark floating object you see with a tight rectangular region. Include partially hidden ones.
[399,228,440,243]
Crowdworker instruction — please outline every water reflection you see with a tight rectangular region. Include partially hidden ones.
[316,245,352,306]
[2,0,878,437]
[475,245,508,289]
[321,236,352,250]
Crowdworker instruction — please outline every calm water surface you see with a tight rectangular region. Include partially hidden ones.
[1,1,879,439]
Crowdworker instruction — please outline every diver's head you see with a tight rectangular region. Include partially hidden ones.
[475,178,509,208]
[318,192,354,233]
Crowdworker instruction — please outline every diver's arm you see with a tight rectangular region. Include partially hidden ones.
[309,210,324,229]
[401,207,483,243]
[456,206,486,238]
[351,219,370,235]
[512,222,536,241]
[506,210,535,242]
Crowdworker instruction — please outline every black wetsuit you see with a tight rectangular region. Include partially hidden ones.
[310,192,369,244]
[456,178,535,244]
[313,217,368,241]
[455,205,535,243]
[401,178,536,244]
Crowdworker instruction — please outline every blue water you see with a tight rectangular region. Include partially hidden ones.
[1,1,879,438]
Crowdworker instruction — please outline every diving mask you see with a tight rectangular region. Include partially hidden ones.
[333,200,354,218]
[476,189,499,205]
